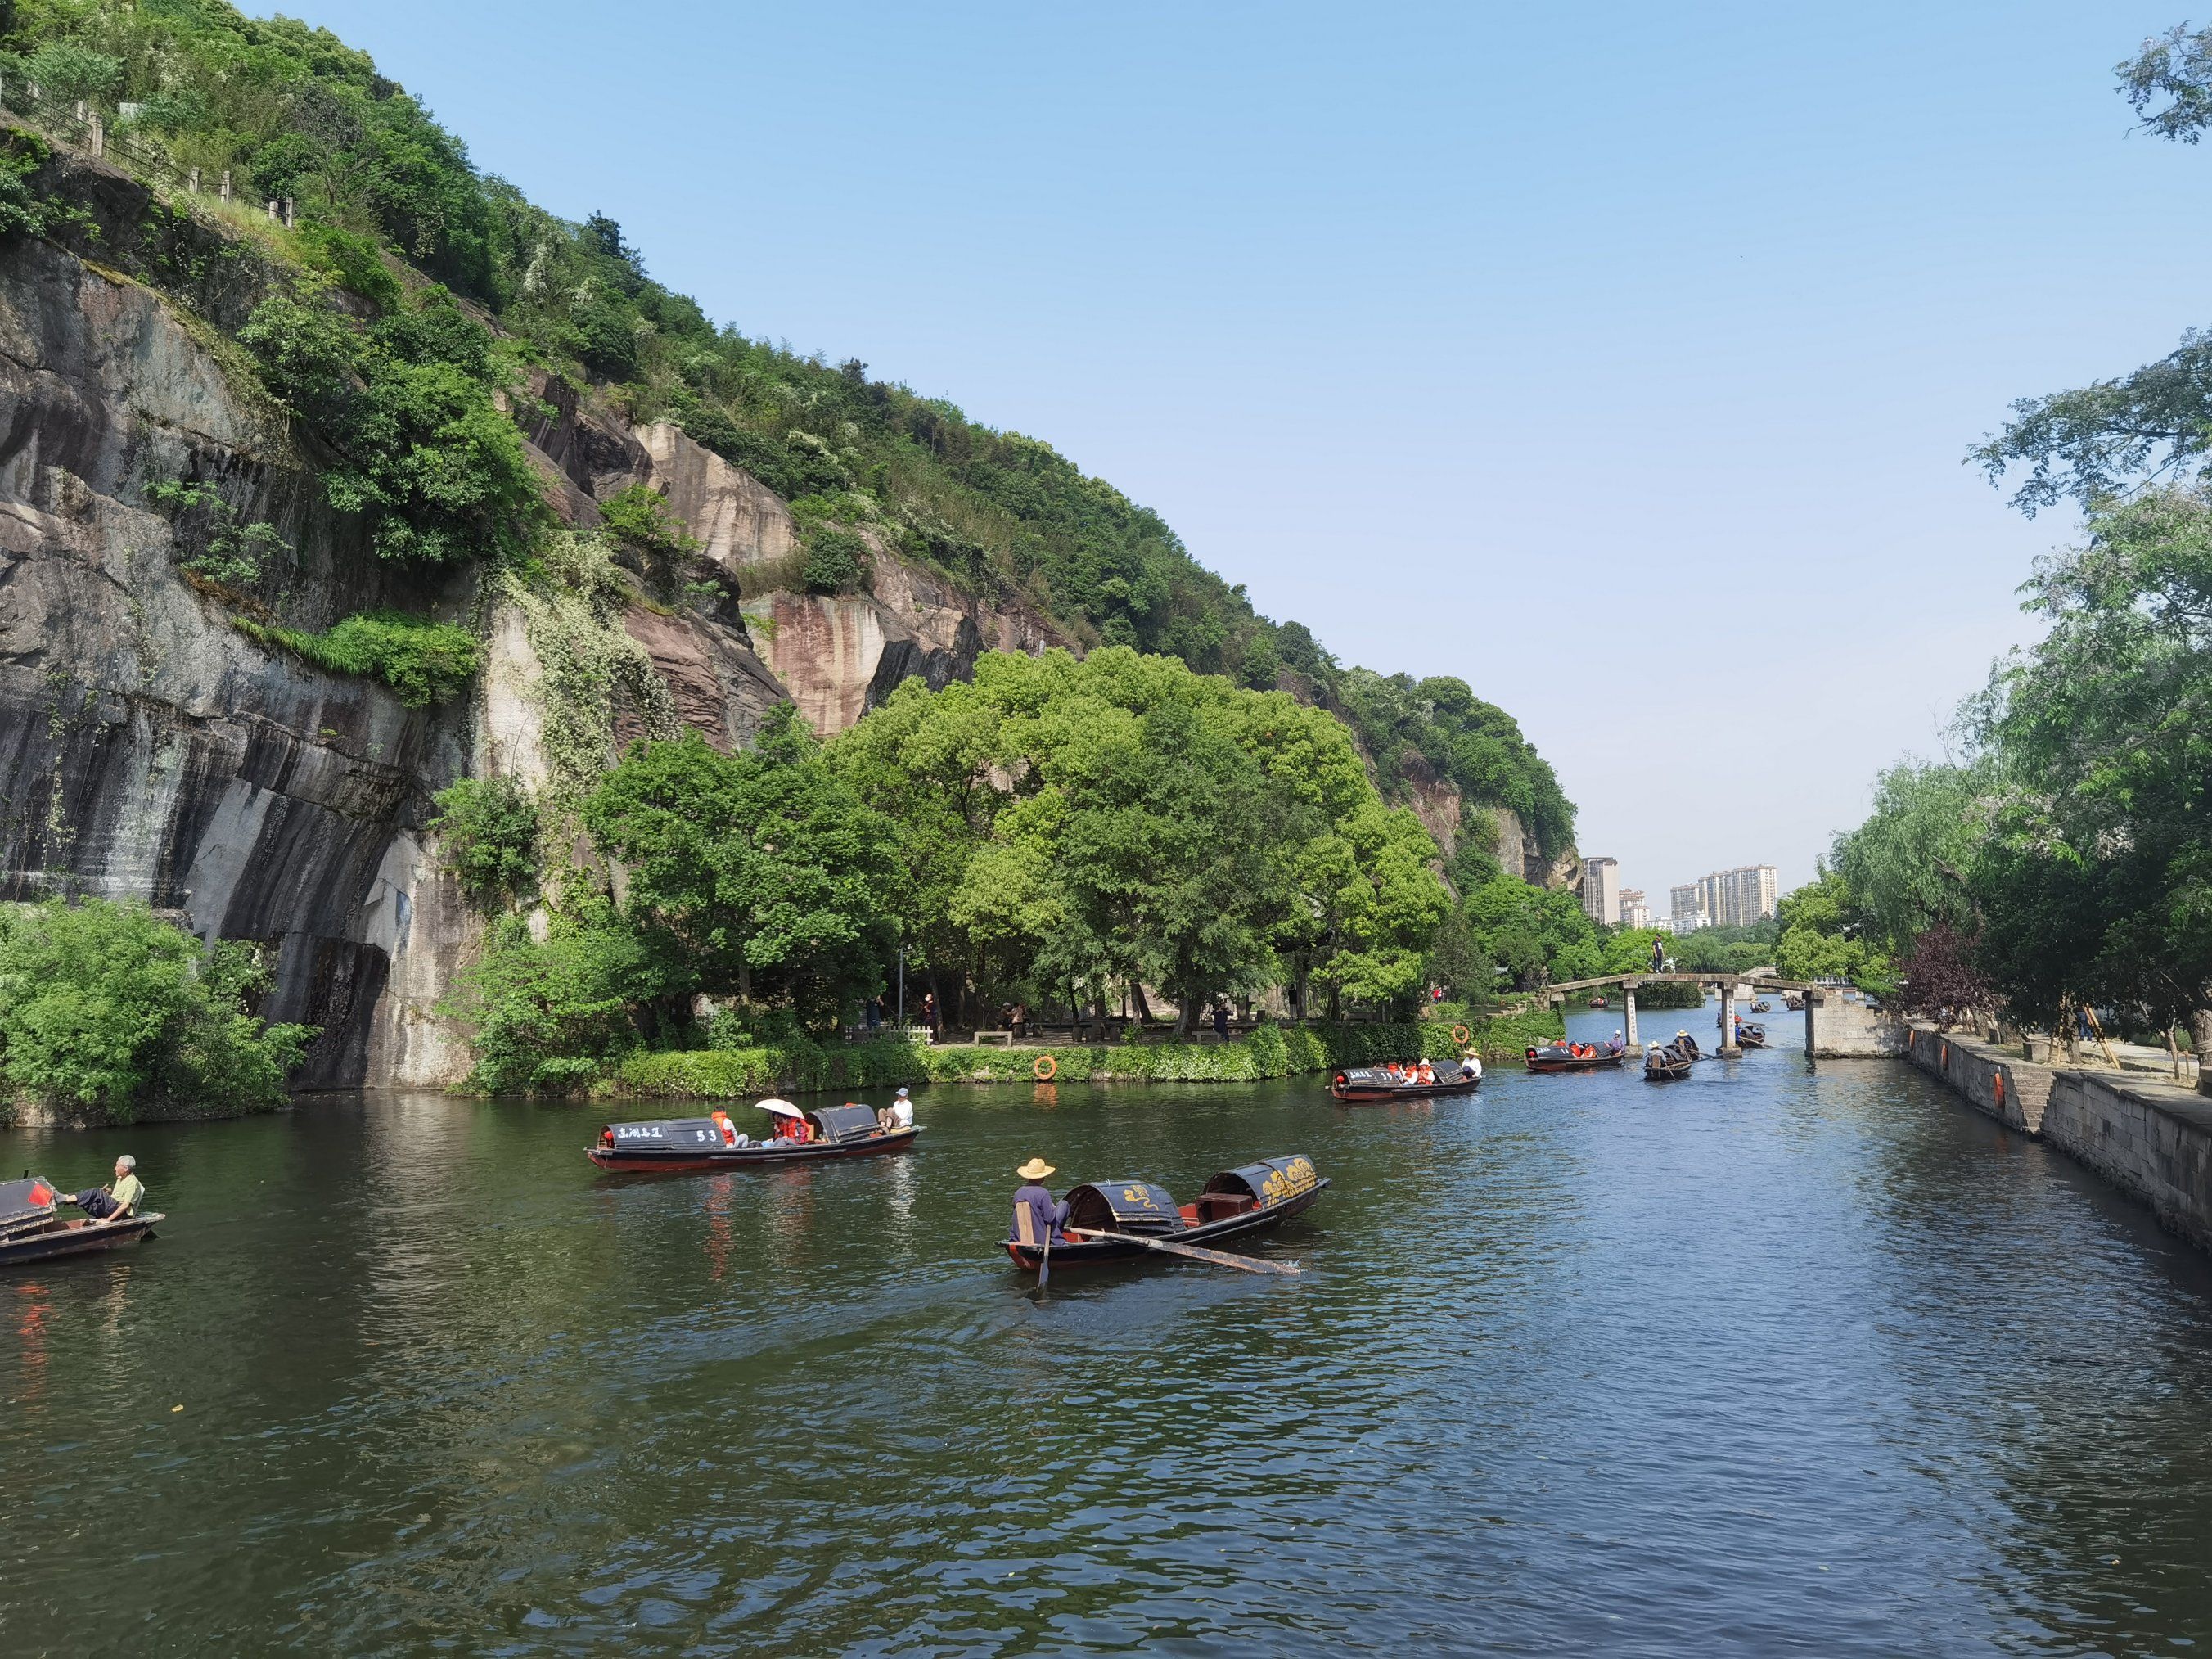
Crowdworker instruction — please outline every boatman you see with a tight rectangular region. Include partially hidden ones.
[70,1155,143,1223]
[1011,1156,1068,1245]
[890,1087,914,1129]
[1459,1049,1483,1081]
[1608,1029,1626,1057]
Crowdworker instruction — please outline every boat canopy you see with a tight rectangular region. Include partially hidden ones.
[1201,1156,1319,1210]
[0,1176,59,1236]
[811,1104,881,1143]
[599,1118,728,1151]
[1065,1179,1180,1236]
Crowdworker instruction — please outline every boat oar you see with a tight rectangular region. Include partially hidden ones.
[1063,1226,1300,1275]
[1036,1225,1052,1293]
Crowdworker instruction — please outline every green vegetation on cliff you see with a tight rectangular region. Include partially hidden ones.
[0,0,1573,860]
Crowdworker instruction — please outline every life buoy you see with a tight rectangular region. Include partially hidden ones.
[1034,1054,1057,1080]
[1452,1024,1471,1045]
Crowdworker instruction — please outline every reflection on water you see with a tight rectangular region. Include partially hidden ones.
[6,1004,2212,1655]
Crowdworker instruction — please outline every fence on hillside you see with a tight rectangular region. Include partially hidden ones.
[0,74,295,227]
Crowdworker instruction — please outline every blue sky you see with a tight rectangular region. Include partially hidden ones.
[276,1,2206,899]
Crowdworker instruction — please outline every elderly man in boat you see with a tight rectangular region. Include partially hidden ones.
[70,1156,144,1223]
[1011,1156,1069,1244]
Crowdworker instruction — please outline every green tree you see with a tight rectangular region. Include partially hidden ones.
[452,903,669,1093]
[1971,487,2212,1044]
[0,899,312,1121]
[583,710,894,1027]
[1831,759,1994,953]
[429,776,539,909]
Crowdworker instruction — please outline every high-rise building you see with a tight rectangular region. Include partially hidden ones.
[1580,856,1620,926]
[1669,883,1708,931]
[1689,864,1780,927]
[1618,888,1651,930]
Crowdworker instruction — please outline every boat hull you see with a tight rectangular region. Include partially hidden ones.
[1006,1180,1328,1270]
[588,1127,920,1172]
[0,1213,162,1268]
[1330,1075,1480,1104]
[1525,1052,1626,1074]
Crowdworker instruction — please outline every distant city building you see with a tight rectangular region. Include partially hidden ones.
[1618,888,1651,930]
[1689,864,1779,927]
[1669,882,1708,931]
[1580,856,1620,926]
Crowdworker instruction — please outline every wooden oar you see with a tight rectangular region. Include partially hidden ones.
[1064,1225,1300,1275]
[1035,1224,1052,1292]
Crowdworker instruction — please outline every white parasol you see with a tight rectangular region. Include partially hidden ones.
[755,1098,804,1120]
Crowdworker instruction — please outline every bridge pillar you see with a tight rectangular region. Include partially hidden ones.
[1719,982,1741,1057]
[1623,981,1638,1047]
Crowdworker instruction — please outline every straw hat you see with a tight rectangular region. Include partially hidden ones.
[1016,1156,1055,1181]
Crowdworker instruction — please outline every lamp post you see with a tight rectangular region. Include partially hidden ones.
[897,946,906,1030]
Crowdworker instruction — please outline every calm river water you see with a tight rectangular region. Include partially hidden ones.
[8,1003,2212,1655]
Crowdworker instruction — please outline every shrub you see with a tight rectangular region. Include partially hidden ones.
[428,776,539,908]
[601,1012,1569,1101]
[291,223,402,309]
[239,290,547,566]
[448,906,669,1095]
[0,899,314,1123]
[147,480,289,589]
[240,611,481,706]
[800,528,870,594]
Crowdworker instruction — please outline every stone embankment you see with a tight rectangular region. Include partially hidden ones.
[1904,1027,2212,1253]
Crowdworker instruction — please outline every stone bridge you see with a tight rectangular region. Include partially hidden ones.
[1535,972,1900,1059]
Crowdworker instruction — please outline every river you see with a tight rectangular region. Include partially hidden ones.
[7,1001,2212,1655]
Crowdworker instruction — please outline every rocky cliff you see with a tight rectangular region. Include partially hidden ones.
[0,144,1075,1091]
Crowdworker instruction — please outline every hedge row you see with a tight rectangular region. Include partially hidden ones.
[603,1009,1566,1102]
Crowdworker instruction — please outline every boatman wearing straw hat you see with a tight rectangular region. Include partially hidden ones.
[1011,1157,1068,1244]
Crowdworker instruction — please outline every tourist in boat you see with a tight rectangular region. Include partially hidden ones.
[1608,1030,1626,1057]
[1011,1157,1068,1243]
[1415,1058,1436,1084]
[70,1155,144,1223]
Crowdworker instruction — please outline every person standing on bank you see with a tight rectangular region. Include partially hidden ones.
[1011,1157,1067,1244]
[72,1156,144,1222]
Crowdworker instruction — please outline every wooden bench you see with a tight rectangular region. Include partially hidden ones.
[972,1029,1015,1047]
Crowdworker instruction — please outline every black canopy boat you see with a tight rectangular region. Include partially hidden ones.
[588,1100,918,1172]
[1006,1154,1328,1270]
[1735,1023,1769,1049]
[1644,1030,1704,1080]
[0,1176,163,1267]
[1330,1065,1480,1104]
[1525,1043,1627,1073]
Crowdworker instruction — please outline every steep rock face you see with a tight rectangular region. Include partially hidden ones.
[635,421,793,568]
[0,230,475,1087]
[629,420,1069,737]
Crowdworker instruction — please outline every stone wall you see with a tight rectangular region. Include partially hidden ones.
[1899,1026,2048,1134]
[1903,1026,2212,1253]
[2043,1070,2212,1255]
[1805,990,1907,1059]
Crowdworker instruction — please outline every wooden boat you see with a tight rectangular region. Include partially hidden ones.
[588,1101,917,1171]
[1329,1065,1480,1103]
[1005,1155,1327,1271]
[0,1177,162,1268]
[1525,1044,1627,1073]
[1643,1042,1695,1081]
[1736,1023,1768,1049]
[1587,995,1609,1009]
[1783,994,1805,1012]
[1750,999,1773,1014]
